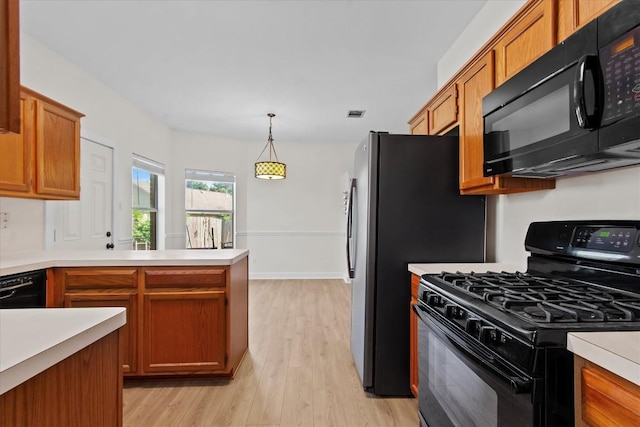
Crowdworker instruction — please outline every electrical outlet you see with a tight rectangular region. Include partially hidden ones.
[0,212,8,229]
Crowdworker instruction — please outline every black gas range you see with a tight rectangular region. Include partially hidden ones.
[414,220,640,427]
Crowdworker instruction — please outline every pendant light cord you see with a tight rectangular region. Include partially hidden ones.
[255,114,280,162]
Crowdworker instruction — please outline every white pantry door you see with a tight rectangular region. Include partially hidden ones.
[49,138,114,250]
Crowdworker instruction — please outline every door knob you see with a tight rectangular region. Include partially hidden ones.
[106,231,112,237]
[106,243,115,249]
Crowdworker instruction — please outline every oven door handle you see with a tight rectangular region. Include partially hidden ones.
[413,304,533,395]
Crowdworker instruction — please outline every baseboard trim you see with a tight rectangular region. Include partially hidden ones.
[249,272,349,281]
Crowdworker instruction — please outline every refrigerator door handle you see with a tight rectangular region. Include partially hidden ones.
[346,178,356,279]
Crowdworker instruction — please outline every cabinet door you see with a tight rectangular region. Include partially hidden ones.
[458,53,496,191]
[494,0,555,87]
[143,290,227,374]
[0,93,32,193]
[64,292,138,374]
[409,274,420,398]
[35,100,81,198]
[558,0,618,42]
[409,110,428,135]
[575,356,640,427]
[0,0,20,134]
[428,84,458,135]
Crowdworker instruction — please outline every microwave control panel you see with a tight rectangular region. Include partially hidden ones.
[600,24,640,126]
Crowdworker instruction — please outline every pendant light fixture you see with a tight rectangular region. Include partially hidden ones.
[255,113,286,180]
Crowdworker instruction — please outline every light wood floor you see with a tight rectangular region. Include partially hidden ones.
[123,279,418,426]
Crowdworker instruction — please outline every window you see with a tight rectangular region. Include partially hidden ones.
[132,156,165,250]
[185,169,235,249]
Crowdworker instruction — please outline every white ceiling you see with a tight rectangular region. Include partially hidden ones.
[20,0,487,144]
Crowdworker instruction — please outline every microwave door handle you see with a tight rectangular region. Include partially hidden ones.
[574,54,599,129]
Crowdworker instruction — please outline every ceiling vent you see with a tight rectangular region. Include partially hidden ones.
[347,110,366,118]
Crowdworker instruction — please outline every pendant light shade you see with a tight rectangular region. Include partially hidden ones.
[255,113,286,180]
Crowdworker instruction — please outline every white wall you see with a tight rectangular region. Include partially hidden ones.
[0,34,173,255]
[438,0,640,270]
[495,167,640,270]
[169,130,356,279]
[0,33,355,280]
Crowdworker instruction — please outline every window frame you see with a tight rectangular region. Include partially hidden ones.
[132,155,165,250]
[184,169,236,249]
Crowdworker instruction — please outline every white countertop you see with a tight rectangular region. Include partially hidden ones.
[0,307,126,394]
[408,262,520,276]
[0,249,249,276]
[567,331,640,386]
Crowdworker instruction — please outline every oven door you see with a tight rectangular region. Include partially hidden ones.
[414,303,541,427]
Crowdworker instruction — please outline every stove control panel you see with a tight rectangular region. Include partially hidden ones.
[419,285,536,372]
[526,220,640,265]
[572,226,637,253]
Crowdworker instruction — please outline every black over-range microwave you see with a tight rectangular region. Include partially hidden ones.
[483,1,640,178]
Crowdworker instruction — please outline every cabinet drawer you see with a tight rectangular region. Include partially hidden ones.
[63,268,138,289]
[144,268,227,288]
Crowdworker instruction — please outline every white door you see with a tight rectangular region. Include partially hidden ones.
[47,138,114,250]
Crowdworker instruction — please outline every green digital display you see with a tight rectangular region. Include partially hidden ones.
[598,231,611,237]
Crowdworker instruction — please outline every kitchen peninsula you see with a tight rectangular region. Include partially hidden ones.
[0,249,249,379]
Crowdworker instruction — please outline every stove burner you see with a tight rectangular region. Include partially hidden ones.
[431,270,640,324]
[523,305,564,322]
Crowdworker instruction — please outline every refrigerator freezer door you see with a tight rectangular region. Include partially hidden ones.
[350,136,374,390]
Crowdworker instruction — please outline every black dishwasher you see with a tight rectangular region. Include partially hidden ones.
[0,270,46,308]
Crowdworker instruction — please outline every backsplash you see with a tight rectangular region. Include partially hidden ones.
[0,197,46,255]
[493,165,640,269]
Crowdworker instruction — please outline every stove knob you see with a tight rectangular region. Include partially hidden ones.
[427,294,440,307]
[444,304,457,318]
[465,319,482,336]
[479,326,498,343]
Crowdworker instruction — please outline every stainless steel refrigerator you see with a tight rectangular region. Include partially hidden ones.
[346,131,486,396]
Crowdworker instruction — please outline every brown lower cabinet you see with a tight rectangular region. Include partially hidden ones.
[410,273,420,398]
[51,258,248,378]
[574,356,640,426]
[0,330,123,427]
[143,290,226,374]
[64,292,138,374]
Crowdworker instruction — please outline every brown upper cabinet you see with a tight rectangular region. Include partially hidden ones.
[457,52,556,195]
[0,87,84,200]
[557,0,619,42]
[409,107,428,135]
[458,53,497,193]
[493,0,556,87]
[409,0,621,195]
[428,83,458,135]
[0,0,20,134]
